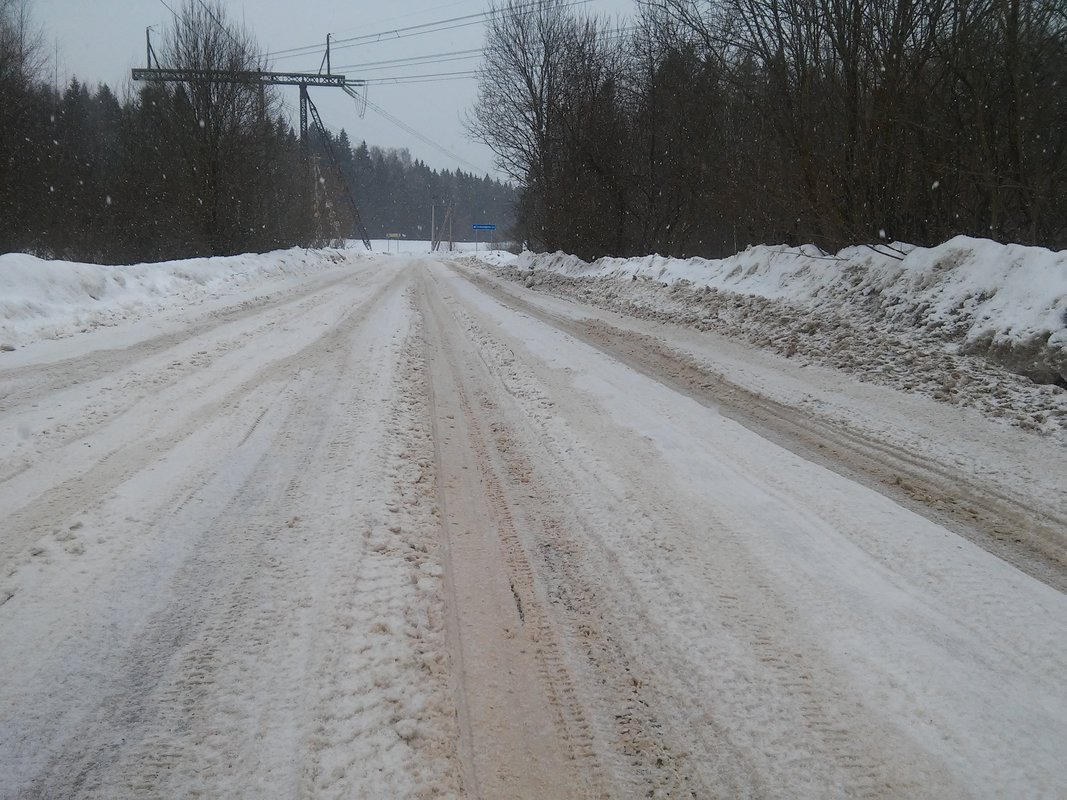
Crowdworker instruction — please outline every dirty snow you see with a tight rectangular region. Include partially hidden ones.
[1,243,1064,798]
[473,237,1067,440]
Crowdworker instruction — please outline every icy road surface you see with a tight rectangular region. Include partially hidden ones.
[1,254,1065,798]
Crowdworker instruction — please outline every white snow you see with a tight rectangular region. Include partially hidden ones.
[0,247,360,348]
[508,236,1067,385]
[0,244,518,354]
[0,254,462,797]
[468,238,1067,443]
[355,238,512,257]
[1,242,1064,797]
[436,265,1067,796]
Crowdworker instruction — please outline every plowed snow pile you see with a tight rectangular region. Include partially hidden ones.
[0,247,357,347]
[481,237,1067,439]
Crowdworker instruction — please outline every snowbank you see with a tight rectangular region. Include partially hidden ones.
[513,237,1067,385]
[0,247,357,347]
[461,249,519,268]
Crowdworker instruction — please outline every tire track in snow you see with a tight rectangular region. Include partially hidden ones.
[0,263,361,412]
[0,266,371,492]
[0,268,401,575]
[426,290,716,797]
[429,265,976,797]
[297,288,462,798]
[457,265,1067,592]
[3,266,462,798]
[417,268,606,799]
[11,275,403,796]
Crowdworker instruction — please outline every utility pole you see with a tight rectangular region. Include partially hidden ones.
[431,201,454,252]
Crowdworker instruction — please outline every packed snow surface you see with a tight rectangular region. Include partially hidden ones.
[513,237,1067,385]
[1,244,1065,798]
[0,242,501,349]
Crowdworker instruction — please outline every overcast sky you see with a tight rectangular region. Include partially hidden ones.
[35,0,637,179]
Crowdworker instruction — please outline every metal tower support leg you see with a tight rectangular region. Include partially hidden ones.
[299,84,309,152]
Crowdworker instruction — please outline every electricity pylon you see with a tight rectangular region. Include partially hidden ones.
[133,31,372,250]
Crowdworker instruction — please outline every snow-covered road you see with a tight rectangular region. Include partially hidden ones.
[1,253,1065,798]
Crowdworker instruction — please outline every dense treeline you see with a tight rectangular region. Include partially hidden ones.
[324,132,517,242]
[471,0,1067,259]
[0,0,514,263]
[1,0,316,262]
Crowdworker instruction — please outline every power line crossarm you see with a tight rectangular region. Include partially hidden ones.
[131,68,361,87]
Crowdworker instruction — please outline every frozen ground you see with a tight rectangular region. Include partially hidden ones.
[1,245,1065,798]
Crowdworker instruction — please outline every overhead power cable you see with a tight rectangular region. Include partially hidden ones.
[351,23,637,82]
[261,0,593,62]
[364,74,478,86]
[267,9,489,58]
[330,47,482,72]
[362,69,478,85]
[355,93,486,174]
[343,54,481,75]
[335,23,636,84]
[328,0,485,39]
[271,18,486,61]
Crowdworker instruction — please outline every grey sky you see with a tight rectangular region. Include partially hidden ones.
[36,0,636,178]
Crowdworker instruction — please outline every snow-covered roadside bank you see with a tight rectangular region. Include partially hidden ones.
[0,247,367,351]
[468,237,1067,440]
[450,254,1067,589]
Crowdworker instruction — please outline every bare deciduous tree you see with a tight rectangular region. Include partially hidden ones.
[0,0,45,252]
[474,0,1065,256]
[159,0,289,255]
[470,0,633,256]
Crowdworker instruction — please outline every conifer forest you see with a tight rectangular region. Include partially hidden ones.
[0,0,515,264]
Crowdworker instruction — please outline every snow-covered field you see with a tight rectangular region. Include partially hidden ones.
[1,243,1064,798]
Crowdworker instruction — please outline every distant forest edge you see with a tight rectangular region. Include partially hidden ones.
[4,0,1064,266]
[472,0,1066,260]
[331,136,517,246]
[0,0,516,264]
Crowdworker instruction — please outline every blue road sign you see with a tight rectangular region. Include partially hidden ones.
[472,224,497,231]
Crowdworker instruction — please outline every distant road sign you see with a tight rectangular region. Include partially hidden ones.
[385,232,405,239]
[472,224,497,231]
